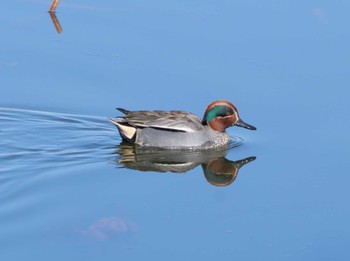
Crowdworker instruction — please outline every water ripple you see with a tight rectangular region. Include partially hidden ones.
[0,108,245,180]
[0,108,118,177]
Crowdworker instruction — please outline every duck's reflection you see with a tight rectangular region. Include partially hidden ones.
[202,156,255,186]
[114,142,256,187]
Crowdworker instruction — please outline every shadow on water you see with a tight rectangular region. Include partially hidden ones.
[0,108,256,187]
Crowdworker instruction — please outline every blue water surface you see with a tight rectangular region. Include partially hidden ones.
[1,1,350,260]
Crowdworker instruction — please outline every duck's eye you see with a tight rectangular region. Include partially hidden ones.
[217,112,228,117]
[220,106,234,117]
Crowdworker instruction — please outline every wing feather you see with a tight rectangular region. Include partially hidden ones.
[118,110,203,133]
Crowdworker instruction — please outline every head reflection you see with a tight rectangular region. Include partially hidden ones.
[202,156,256,186]
[114,142,256,187]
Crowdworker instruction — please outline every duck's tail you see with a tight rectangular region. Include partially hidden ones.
[116,108,130,114]
[109,119,136,143]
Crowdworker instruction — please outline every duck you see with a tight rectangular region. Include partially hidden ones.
[109,100,256,149]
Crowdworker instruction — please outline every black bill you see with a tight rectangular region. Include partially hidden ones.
[234,118,257,130]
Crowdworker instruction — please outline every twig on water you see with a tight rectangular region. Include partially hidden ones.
[49,0,60,13]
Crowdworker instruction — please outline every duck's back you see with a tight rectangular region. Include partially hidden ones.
[120,110,204,133]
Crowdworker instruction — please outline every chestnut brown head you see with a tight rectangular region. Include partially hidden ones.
[202,100,256,132]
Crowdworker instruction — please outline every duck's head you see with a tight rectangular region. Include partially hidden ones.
[202,100,256,132]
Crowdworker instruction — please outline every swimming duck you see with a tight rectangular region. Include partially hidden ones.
[110,100,256,149]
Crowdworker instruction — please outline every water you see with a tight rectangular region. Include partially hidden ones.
[1,1,350,260]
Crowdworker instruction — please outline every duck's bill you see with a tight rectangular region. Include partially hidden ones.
[234,118,257,130]
[234,156,257,169]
